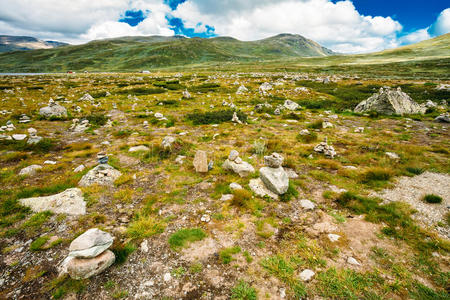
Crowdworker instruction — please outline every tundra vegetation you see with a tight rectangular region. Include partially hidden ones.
[0,49,449,299]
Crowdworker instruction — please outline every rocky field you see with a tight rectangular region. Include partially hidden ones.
[0,72,449,299]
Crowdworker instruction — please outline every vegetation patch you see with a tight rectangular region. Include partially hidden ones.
[168,228,206,250]
[186,109,247,125]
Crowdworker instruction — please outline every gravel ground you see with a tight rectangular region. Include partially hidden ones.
[374,172,450,238]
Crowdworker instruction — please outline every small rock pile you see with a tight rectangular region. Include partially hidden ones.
[79,163,122,187]
[259,153,289,195]
[314,137,336,158]
[39,98,67,119]
[222,150,255,177]
[62,228,115,280]
[27,128,42,144]
[236,85,248,95]
[70,119,90,132]
[182,89,191,99]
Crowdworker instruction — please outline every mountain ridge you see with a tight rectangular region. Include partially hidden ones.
[0,33,333,72]
[0,35,68,53]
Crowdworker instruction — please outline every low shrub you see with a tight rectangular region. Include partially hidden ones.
[231,280,257,300]
[186,109,247,125]
[423,194,442,204]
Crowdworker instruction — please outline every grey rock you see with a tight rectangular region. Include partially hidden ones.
[249,178,279,200]
[39,100,67,119]
[435,113,450,123]
[129,145,150,152]
[162,136,176,149]
[67,250,115,279]
[299,269,315,281]
[69,228,114,258]
[228,150,239,161]
[19,188,86,215]
[222,159,255,177]
[259,166,289,195]
[19,165,42,176]
[283,100,299,111]
[300,199,315,210]
[354,87,425,115]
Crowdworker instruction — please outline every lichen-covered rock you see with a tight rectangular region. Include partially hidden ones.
[19,188,86,215]
[283,100,299,111]
[193,150,208,173]
[249,178,279,200]
[354,87,425,115]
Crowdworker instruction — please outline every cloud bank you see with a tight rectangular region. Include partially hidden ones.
[0,0,448,53]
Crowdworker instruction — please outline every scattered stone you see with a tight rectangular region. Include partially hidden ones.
[74,164,85,173]
[264,152,284,168]
[328,234,341,242]
[222,151,255,177]
[44,160,57,165]
[200,214,211,223]
[79,93,94,102]
[299,269,315,281]
[163,273,172,282]
[249,178,279,200]
[231,112,243,124]
[175,155,186,164]
[236,85,248,95]
[229,182,243,191]
[322,121,333,129]
[299,129,310,135]
[347,257,361,266]
[354,127,364,133]
[67,250,115,280]
[386,152,400,160]
[140,240,149,253]
[283,100,299,111]
[12,134,27,141]
[69,228,114,258]
[19,188,86,215]
[182,90,191,99]
[129,145,150,152]
[78,164,122,187]
[220,194,234,201]
[300,199,315,210]
[162,136,176,149]
[435,113,449,123]
[19,164,42,176]
[354,87,425,115]
[193,150,208,173]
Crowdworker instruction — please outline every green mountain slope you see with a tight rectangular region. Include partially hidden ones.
[0,34,333,72]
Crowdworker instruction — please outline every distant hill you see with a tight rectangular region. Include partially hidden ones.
[0,35,68,53]
[0,34,333,72]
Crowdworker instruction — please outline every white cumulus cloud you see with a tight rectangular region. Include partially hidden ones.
[173,0,403,53]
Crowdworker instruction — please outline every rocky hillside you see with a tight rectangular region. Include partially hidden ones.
[0,34,333,72]
[0,35,68,53]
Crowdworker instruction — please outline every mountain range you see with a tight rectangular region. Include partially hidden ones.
[0,33,448,73]
[0,35,68,53]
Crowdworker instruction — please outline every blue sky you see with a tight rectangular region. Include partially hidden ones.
[0,0,449,53]
[349,0,449,33]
